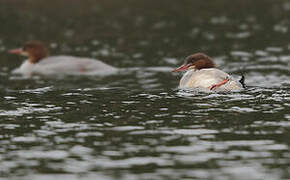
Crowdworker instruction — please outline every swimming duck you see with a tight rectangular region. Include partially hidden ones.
[9,40,117,76]
[173,53,245,91]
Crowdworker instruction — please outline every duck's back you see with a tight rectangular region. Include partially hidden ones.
[38,56,117,74]
[14,56,117,76]
[179,68,242,90]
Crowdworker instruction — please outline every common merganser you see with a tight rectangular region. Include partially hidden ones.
[173,53,245,91]
[9,41,117,76]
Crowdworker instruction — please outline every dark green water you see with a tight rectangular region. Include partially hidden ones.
[0,0,290,179]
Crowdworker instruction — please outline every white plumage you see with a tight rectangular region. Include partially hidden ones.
[12,56,117,76]
[179,68,243,91]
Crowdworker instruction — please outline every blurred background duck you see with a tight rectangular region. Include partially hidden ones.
[9,40,117,76]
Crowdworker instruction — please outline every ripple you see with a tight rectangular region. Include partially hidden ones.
[15,150,68,160]
[173,129,218,135]
[110,126,144,131]
[70,145,93,155]
[129,129,217,136]
[12,136,38,143]
[94,157,173,169]
[0,106,62,116]
[20,86,54,94]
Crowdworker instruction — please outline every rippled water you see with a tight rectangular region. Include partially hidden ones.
[0,0,290,179]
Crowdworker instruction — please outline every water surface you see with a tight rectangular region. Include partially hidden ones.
[0,0,290,179]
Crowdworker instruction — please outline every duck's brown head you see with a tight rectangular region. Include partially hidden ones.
[173,53,215,72]
[9,40,49,64]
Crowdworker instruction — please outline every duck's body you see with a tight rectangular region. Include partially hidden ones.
[173,53,245,91]
[179,68,243,91]
[12,56,117,76]
[9,41,117,77]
